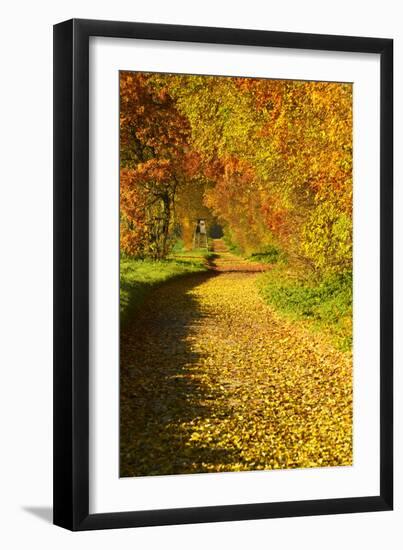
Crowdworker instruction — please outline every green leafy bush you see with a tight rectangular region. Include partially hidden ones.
[259,267,352,350]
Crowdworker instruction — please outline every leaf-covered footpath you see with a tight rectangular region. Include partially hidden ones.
[120,257,352,477]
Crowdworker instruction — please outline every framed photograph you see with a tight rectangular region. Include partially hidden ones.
[53,19,393,530]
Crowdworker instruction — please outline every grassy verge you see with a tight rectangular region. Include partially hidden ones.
[120,255,208,326]
[248,245,287,264]
[222,233,243,255]
[258,265,352,351]
[169,249,216,261]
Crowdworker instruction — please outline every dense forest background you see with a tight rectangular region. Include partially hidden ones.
[120,72,352,273]
[119,72,353,350]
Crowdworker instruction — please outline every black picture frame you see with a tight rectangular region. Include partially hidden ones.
[53,18,393,531]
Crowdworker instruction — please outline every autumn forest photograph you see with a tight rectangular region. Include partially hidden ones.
[119,71,353,477]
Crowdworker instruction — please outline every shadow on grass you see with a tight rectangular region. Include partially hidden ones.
[120,271,241,477]
[120,260,209,328]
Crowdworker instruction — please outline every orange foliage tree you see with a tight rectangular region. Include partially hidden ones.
[120,72,195,258]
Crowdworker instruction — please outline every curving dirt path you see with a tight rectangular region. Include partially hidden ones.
[120,249,352,477]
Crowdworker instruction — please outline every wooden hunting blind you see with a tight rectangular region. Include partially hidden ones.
[193,218,208,249]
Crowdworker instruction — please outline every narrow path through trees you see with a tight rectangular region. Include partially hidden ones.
[120,243,352,476]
